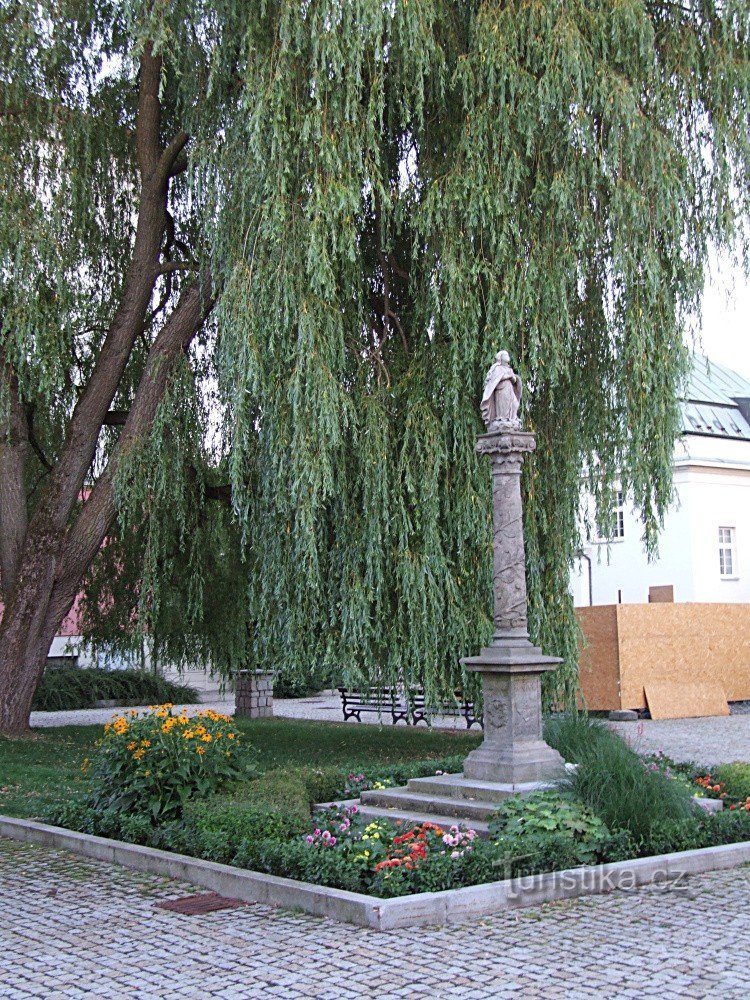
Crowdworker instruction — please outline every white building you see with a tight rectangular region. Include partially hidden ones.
[572,356,750,606]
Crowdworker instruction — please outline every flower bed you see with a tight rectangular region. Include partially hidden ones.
[41,708,750,899]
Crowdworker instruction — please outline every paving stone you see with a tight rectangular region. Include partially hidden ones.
[1,839,749,998]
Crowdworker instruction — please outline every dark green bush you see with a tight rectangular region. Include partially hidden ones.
[32,666,199,711]
[183,796,309,865]
[248,838,366,892]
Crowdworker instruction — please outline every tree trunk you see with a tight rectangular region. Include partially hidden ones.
[0,275,213,735]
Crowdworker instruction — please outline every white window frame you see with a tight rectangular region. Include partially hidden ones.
[594,489,625,543]
[719,526,738,580]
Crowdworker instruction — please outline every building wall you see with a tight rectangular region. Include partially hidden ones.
[572,434,750,606]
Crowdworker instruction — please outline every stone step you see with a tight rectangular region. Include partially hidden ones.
[404,773,552,802]
[355,803,491,837]
[360,786,500,821]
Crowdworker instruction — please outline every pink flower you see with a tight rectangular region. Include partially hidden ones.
[306,835,314,844]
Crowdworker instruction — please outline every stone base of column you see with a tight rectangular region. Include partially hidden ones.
[461,644,564,785]
[235,670,274,719]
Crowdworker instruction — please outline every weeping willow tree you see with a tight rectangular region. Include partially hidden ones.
[0,1,748,733]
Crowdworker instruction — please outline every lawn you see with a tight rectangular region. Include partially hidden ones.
[0,717,482,819]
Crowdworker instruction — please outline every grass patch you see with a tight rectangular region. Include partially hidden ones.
[0,717,481,819]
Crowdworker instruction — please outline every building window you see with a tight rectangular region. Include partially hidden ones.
[719,527,737,578]
[596,489,625,542]
[612,490,625,539]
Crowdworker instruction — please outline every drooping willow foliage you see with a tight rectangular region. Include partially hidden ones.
[3,2,749,706]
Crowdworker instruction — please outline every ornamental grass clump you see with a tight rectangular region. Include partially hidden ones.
[84,705,250,823]
[549,714,695,844]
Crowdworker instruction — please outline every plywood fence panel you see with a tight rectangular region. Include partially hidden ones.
[575,605,621,711]
[576,603,750,715]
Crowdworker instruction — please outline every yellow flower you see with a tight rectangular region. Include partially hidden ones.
[178,715,189,725]
[140,739,151,748]
[227,732,235,740]
[126,741,137,751]
[184,730,194,739]
[143,770,151,777]
[129,709,138,718]
[196,746,206,756]
[133,748,146,760]
[201,734,213,743]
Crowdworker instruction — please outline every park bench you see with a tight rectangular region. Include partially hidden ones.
[338,686,482,729]
[337,686,409,725]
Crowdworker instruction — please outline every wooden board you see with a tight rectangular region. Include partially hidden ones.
[644,681,729,720]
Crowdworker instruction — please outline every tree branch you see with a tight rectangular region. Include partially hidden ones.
[49,273,215,624]
[136,43,163,178]
[155,261,197,276]
[103,410,129,426]
[24,40,172,540]
[156,131,189,185]
[0,353,29,594]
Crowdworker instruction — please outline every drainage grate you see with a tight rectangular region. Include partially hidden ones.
[155,892,247,915]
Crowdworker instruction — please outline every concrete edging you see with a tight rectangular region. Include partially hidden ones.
[2,814,749,930]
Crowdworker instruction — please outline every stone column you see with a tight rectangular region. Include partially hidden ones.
[461,429,564,786]
[235,670,274,719]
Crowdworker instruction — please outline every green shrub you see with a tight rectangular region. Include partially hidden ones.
[32,666,199,711]
[489,791,620,867]
[245,770,315,817]
[183,794,309,865]
[85,706,251,824]
[247,838,366,892]
[553,714,695,842]
[713,762,750,804]
[180,769,312,866]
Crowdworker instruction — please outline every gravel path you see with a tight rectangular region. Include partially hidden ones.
[608,714,750,766]
[29,691,472,731]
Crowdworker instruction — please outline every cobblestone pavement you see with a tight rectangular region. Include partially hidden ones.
[1,839,749,999]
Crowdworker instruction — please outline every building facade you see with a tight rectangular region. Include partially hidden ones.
[572,356,750,606]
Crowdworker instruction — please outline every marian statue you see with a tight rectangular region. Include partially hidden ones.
[480,350,522,430]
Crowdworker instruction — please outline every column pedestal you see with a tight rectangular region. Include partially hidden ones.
[462,647,563,784]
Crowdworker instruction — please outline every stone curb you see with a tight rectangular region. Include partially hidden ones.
[2,815,750,930]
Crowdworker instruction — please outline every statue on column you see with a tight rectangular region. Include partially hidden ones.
[480,350,522,430]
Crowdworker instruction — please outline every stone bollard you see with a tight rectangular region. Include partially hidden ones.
[235,670,274,719]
